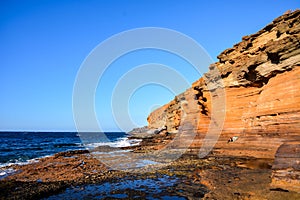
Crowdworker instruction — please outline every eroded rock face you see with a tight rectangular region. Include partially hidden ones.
[146,10,300,191]
[271,142,300,193]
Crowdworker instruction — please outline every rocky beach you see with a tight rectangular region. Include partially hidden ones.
[1,10,300,199]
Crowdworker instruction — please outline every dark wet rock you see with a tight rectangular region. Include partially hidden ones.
[193,191,205,198]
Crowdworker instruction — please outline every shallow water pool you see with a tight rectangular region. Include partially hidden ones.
[45,175,188,199]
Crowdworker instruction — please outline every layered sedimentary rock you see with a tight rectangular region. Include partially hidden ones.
[271,142,300,192]
[147,10,300,192]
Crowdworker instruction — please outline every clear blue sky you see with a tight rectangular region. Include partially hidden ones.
[0,0,298,131]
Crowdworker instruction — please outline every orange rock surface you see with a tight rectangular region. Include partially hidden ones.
[147,10,300,192]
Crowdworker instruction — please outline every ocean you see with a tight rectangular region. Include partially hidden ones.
[0,131,132,168]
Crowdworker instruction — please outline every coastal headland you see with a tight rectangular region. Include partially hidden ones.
[1,10,300,199]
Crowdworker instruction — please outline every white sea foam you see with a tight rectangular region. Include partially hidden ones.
[0,168,15,179]
[0,158,38,179]
[85,137,141,148]
[0,136,141,179]
[0,154,52,170]
[0,154,56,179]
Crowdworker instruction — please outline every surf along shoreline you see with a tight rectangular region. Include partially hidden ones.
[1,130,299,199]
[1,10,300,199]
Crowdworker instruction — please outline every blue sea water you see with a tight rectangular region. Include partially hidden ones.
[0,132,129,166]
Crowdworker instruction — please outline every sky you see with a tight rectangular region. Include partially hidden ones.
[0,0,299,132]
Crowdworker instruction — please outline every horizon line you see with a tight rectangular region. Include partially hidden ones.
[0,130,126,133]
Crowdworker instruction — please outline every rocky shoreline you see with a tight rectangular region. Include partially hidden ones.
[1,10,300,199]
[1,133,300,199]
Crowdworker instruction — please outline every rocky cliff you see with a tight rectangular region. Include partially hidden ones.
[147,10,300,192]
